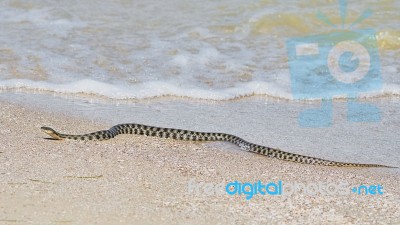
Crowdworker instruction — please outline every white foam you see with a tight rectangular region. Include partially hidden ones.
[2,78,400,100]
[0,78,293,100]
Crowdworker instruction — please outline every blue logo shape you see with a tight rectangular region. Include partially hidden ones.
[286,0,382,127]
[351,184,384,195]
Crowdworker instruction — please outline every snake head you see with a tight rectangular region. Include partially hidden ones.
[41,126,63,140]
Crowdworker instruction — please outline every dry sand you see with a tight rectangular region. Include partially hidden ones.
[0,100,399,225]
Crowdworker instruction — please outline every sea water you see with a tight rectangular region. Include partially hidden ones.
[0,0,399,100]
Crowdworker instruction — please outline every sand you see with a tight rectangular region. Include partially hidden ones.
[0,97,399,225]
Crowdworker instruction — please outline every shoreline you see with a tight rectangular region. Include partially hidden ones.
[0,93,399,224]
[1,92,399,166]
[2,87,400,103]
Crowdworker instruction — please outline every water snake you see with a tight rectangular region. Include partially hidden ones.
[41,123,396,168]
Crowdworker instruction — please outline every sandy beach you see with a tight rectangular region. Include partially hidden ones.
[0,0,399,224]
[0,96,399,225]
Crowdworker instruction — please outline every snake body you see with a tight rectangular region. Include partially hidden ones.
[41,123,395,168]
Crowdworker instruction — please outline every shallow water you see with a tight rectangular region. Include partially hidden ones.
[0,0,399,100]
